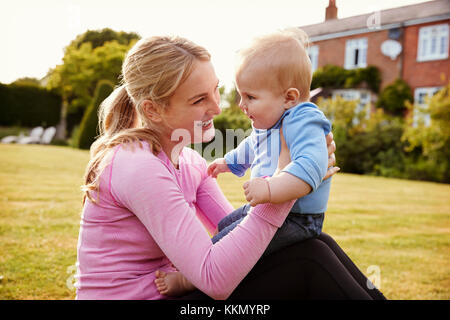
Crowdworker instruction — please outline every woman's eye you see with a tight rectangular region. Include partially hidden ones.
[193,98,204,105]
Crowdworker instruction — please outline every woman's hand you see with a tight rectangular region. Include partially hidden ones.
[275,129,338,179]
[324,132,339,180]
[273,126,290,176]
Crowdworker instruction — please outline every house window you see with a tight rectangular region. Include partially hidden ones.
[417,23,449,61]
[345,38,368,69]
[332,89,371,123]
[413,87,441,126]
[308,45,319,72]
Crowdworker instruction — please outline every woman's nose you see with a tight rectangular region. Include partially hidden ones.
[209,94,221,115]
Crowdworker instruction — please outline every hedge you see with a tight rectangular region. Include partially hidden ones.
[77,80,114,150]
[0,83,61,127]
[311,65,382,93]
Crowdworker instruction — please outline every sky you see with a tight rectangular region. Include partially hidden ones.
[1,0,432,90]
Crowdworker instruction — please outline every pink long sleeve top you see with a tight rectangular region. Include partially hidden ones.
[76,141,294,300]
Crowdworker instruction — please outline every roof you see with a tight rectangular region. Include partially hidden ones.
[300,0,450,41]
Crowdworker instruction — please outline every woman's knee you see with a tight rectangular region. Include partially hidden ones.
[317,232,335,244]
[264,238,334,264]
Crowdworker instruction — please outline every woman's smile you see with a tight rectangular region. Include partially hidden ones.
[201,119,213,129]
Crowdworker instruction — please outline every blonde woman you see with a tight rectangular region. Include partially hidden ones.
[76,35,383,300]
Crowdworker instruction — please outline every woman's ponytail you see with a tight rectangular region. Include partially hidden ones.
[99,85,137,138]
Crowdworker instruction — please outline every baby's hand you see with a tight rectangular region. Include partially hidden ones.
[243,177,271,206]
[207,158,230,178]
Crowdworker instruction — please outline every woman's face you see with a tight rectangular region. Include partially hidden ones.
[162,60,221,145]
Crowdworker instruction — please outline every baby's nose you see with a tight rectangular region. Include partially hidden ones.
[239,100,246,111]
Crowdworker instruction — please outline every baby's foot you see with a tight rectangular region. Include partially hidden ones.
[154,270,196,297]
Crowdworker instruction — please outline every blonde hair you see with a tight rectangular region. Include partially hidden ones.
[82,36,211,204]
[236,28,312,101]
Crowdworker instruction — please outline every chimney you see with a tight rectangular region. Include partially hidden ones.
[325,0,338,21]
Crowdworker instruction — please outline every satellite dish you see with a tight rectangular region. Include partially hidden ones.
[381,40,402,60]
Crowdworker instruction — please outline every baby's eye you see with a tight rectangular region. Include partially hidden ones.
[247,95,255,100]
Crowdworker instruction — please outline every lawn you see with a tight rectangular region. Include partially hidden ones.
[0,144,449,300]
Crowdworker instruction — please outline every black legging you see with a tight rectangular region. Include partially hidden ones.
[179,232,386,300]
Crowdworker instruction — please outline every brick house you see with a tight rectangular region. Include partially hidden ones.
[301,0,450,121]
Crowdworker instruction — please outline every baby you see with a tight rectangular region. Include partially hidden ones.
[155,28,333,297]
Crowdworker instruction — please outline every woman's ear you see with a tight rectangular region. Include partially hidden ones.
[142,99,163,123]
[283,88,300,109]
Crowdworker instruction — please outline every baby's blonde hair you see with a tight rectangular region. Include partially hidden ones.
[236,28,312,102]
[82,36,211,204]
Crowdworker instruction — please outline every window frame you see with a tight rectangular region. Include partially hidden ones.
[417,23,449,62]
[344,37,368,69]
[332,88,372,124]
[413,86,442,127]
[308,45,319,73]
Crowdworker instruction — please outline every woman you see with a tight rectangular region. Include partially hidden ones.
[76,35,385,300]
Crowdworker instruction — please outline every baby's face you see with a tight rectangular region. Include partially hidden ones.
[235,72,286,129]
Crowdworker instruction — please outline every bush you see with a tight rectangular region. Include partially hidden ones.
[214,105,251,133]
[69,125,81,148]
[311,65,348,89]
[317,96,405,175]
[402,84,450,183]
[342,117,407,175]
[376,79,413,116]
[76,80,114,150]
[0,83,61,127]
[317,86,450,183]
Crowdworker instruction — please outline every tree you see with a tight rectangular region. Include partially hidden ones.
[46,29,140,139]
[70,28,140,50]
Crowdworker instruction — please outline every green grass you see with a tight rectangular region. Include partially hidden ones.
[0,144,449,300]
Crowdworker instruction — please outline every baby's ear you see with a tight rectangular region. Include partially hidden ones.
[283,88,300,109]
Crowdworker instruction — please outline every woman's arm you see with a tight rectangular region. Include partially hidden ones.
[111,148,294,300]
[196,171,235,234]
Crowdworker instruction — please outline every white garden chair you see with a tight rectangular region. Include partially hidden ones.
[17,126,44,144]
[1,131,26,144]
[40,127,56,144]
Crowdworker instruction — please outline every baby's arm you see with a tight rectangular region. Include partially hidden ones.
[242,128,311,206]
[243,172,311,206]
[207,158,230,178]
[208,135,254,178]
